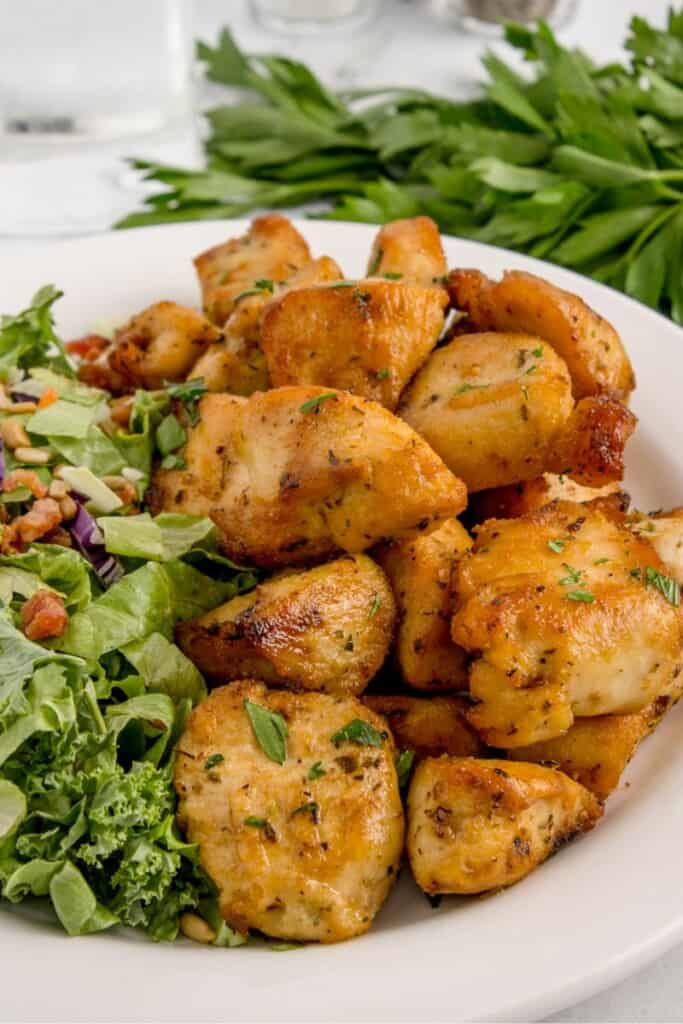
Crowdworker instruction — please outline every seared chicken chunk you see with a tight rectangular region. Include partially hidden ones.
[149,387,467,567]
[363,695,485,760]
[191,256,344,396]
[629,508,683,585]
[452,500,683,748]
[447,269,635,400]
[176,555,395,696]
[399,332,635,492]
[175,680,404,942]
[366,216,447,286]
[79,302,220,393]
[467,473,623,525]
[407,757,602,895]
[194,214,311,325]
[376,518,471,690]
[261,278,448,411]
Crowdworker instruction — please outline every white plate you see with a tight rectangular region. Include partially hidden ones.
[1,220,683,1024]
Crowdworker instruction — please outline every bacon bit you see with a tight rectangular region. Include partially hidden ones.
[1,497,62,553]
[37,387,59,409]
[20,590,68,641]
[3,469,48,499]
[65,334,110,359]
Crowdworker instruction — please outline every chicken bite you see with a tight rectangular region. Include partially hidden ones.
[79,302,220,393]
[399,332,635,492]
[452,500,683,748]
[194,214,311,325]
[407,757,602,895]
[629,508,683,585]
[366,216,447,286]
[466,473,623,525]
[448,269,635,400]
[191,256,344,396]
[175,680,404,942]
[363,695,485,760]
[175,554,395,696]
[376,518,471,690]
[261,278,448,411]
[148,386,467,567]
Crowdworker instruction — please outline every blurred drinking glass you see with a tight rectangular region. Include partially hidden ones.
[431,0,578,34]
[0,0,195,237]
[249,0,381,35]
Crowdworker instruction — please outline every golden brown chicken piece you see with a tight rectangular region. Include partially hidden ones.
[376,518,471,690]
[452,500,683,748]
[176,555,395,696]
[261,279,448,411]
[466,473,623,525]
[175,680,404,942]
[629,508,683,585]
[366,216,447,285]
[407,757,602,895]
[190,256,344,396]
[399,332,635,492]
[363,695,485,760]
[447,269,635,400]
[510,658,683,802]
[78,302,220,393]
[194,214,311,325]
[148,387,467,568]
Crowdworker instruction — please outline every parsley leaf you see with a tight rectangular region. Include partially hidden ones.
[395,749,416,790]
[204,753,224,770]
[308,761,326,780]
[547,538,567,554]
[331,719,386,748]
[645,566,681,606]
[368,593,382,618]
[566,590,595,603]
[166,378,207,427]
[244,699,288,764]
[299,392,337,413]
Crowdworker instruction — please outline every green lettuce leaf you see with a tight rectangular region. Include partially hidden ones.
[0,544,95,611]
[121,633,206,704]
[0,286,74,379]
[97,512,217,562]
[26,398,104,440]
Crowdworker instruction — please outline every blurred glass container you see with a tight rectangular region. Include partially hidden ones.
[249,0,381,35]
[431,0,578,35]
[0,0,195,236]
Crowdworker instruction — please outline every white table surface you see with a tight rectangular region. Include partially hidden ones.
[2,1,682,1019]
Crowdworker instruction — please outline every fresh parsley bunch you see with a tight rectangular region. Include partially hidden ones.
[119,11,683,322]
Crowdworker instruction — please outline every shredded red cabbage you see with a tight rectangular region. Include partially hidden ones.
[10,390,39,404]
[67,497,123,587]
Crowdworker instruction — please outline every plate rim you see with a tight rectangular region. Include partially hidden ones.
[2,217,683,1024]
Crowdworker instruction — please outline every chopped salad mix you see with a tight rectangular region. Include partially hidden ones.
[0,287,256,941]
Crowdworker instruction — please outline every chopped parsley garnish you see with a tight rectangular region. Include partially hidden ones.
[383,271,403,280]
[324,280,356,289]
[368,593,382,618]
[331,719,386,748]
[523,363,538,375]
[532,345,544,357]
[234,278,275,304]
[395,749,415,790]
[299,392,337,414]
[645,566,681,606]
[454,382,489,396]
[559,563,583,586]
[594,558,609,565]
[566,590,595,603]
[376,367,390,380]
[204,753,224,770]
[368,248,383,275]
[308,761,326,780]
[166,377,208,426]
[244,699,288,765]
[244,816,269,828]
[547,538,567,554]
[630,567,642,579]
[292,801,319,823]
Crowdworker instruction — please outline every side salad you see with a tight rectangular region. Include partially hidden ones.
[0,287,256,942]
